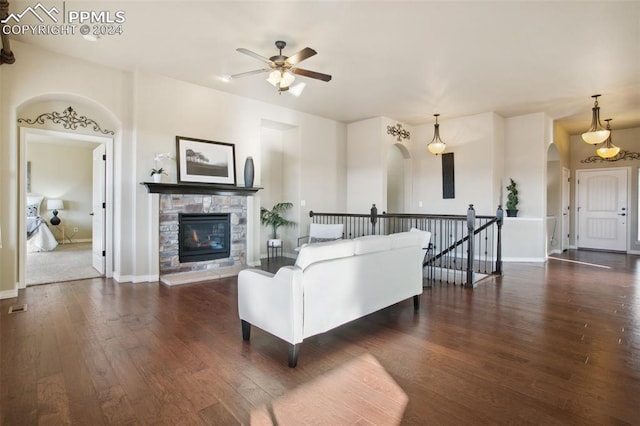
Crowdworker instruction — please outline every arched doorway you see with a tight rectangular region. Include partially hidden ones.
[17,97,117,287]
[387,143,411,213]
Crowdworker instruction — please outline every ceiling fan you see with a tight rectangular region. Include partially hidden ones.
[228,40,332,93]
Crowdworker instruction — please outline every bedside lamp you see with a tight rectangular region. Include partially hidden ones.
[47,199,64,225]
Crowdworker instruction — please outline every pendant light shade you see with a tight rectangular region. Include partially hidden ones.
[582,94,610,145]
[596,119,620,159]
[427,114,446,155]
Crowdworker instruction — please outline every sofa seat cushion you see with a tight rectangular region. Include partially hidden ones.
[295,239,356,271]
[354,235,392,255]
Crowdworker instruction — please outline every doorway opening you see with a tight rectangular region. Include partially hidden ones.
[386,143,411,213]
[19,127,112,287]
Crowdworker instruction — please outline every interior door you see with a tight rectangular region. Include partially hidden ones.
[92,145,106,274]
[577,168,628,251]
[562,167,570,251]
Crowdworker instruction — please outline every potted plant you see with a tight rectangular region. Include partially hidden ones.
[260,202,296,247]
[506,178,519,217]
[150,168,167,183]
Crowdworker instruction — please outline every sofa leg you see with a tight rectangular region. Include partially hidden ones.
[241,320,251,341]
[413,295,420,311]
[288,343,301,368]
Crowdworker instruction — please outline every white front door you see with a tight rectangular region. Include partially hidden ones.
[92,145,106,274]
[562,167,570,251]
[577,168,628,251]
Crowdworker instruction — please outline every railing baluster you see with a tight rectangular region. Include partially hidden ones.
[466,204,475,287]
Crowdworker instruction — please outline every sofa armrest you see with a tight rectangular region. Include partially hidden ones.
[238,266,304,345]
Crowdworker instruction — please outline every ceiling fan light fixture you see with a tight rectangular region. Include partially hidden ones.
[596,119,620,159]
[280,71,295,88]
[427,114,447,155]
[582,94,610,145]
[266,69,295,90]
[266,70,281,86]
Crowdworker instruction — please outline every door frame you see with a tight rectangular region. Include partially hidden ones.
[18,127,114,288]
[575,166,630,252]
[561,167,570,251]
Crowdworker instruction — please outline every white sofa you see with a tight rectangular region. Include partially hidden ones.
[238,230,429,367]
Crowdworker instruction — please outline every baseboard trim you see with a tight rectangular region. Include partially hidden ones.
[502,257,546,263]
[627,250,640,255]
[112,273,159,283]
[0,288,19,300]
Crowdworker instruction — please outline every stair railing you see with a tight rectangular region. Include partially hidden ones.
[308,204,503,287]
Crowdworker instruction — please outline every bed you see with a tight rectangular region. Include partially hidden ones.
[26,194,58,253]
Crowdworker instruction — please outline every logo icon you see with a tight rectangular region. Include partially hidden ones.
[1,2,59,24]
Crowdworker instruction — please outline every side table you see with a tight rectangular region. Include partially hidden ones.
[267,239,283,263]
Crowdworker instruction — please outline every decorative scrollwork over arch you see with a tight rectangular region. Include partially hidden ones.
[17,106,114,135]
[580,150,640,163]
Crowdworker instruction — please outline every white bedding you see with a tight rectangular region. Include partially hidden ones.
[27,217,58,252]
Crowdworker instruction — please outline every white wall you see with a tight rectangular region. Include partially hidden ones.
[347,117,412,213]
[27,141,97,241]
[501,112,549,261]
[411,112,500,216]
[347,117,386,213]
[0,41,347,295]
[1,41,129,296]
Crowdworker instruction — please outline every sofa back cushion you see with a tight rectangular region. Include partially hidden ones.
[354,235,392,255]
[295,239,355,271]
[410,228,432,249]
[391,231,425,249]
[308,223,344,243]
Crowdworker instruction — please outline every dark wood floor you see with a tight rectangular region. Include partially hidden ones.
[1,251,638,425]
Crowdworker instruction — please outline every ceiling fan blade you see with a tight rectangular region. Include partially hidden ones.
[285,47,317,66]
[236,48,274,66]
[229,69,270,79]
[292,68,332,82]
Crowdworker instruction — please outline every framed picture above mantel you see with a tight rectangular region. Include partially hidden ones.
[176,136,237,185]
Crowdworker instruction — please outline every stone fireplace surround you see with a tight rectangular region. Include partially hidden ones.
[159,193,247,285]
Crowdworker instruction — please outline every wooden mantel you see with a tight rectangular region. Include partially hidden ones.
[141,182,262,196]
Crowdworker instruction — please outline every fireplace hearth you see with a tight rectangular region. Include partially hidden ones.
[179,213,230,263]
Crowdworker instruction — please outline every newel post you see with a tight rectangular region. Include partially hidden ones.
[370,204,378,235]
[465,204,475,288]
[495,205,503,275]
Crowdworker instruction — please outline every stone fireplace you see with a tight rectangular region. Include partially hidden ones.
[159,194,247,277]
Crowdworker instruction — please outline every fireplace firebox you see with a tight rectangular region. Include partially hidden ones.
[179,213,231,263]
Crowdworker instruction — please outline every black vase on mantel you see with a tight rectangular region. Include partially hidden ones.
[244,156,254,188]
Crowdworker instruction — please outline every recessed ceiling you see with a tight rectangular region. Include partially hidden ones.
[8,1,640,134]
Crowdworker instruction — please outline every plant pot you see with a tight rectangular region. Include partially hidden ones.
[506,209,518,217]
[268,238,282,248]
[153,174,162,183]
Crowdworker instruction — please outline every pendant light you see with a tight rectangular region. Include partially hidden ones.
[427,114,446,155]
[596,119,620,159]
[582,94,610,145]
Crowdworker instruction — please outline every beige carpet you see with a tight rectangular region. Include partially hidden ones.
[26,242,102,286]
